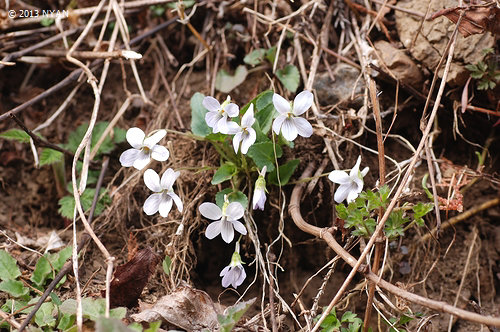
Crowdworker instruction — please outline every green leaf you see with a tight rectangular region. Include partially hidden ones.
[57,313,76,331]
[95,317,136,332]
[216,188,248,209]
[465,64,478,73]
[269,159,299,186]
[244,48,266,66]
[218,298,256,332]
[385,210,408,239]
[398,314,414,325]
[35,302,56,328]
[212,163,237,185]
[144,321,162,332]
[166,0,195,9]
[341,311,359,323]
[255,91,276,135]
[470,71,484,79]
[215,66,248,93]
[50,292,62,306]
[162,256,172,276]
[265,46,277,64]
[31,256,51,287]
[40,17,55,26]
[60,298,126,322]
[477,79,490,90]
[39,148,64,166]
[65,122,121,156]
[0,128,30,143]
[336,204,348,220]
[247,142,282,172]
[113,127,127,144]
[477,61,488,72]
[58,189,110,219]
[0,250,21,281]
[0,280,29,297]
[190,92,212,137]
[276,65,300,93]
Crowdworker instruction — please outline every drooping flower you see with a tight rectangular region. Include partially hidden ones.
[272,90,313,141]
[328,156,369,203]
[200,197,247,243]
[252,166,267,210]
[119,128,169,170]
[143,168,183,217]
[220,244,246,288]
[203,96,240,134]
[233,104,256,154]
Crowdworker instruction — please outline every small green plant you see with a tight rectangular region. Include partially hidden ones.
[465,48,500,90]
[314,308,365,332]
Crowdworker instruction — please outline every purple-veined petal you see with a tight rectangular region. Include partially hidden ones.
[168,192,183,212]
[281,118,298,141]
[349,156,362,177]
[334,184,351,203]
[205,220,222,239]
[293,90,313,115]
[221,268,233,288]
[143,129,166,148]
[144,169,162,192]
[293,117,313,138]
[161,168,179,189]
[205,111,222,128]
[225,103,239,117]
[158,195,173,217]
[232,220,247,235]
[199,202,222,220]
[119,148,140,167]
[151,145,169,162]
[226,202,244,220]
[233,131,243,154]
[220,220,235,243]
[234,265,246,287]
[132,151,151,170]
[272,93,290,114]
[240,128,256,154]
[241,104,255,127]
[126,127,145,149]
[202,96,221,112]
[143,193,162,215]
[272,114,287,136]
[328,170,351,185]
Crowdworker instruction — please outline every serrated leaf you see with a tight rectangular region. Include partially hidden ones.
[276,65,300,93]
[215,189,248,209]
[58,189,110,219]
[162,256,172,276]
[218,298,256,332]
[247,142,282,172]
[269,159,299,186]
[465,64,478,72]
[212,163,237,185]
[65,122,121,157]
[0,250,21,281]
[39,148,63,166]
[244,49,266,66]
[0,128,30,143]
[215,66,248,93]
[0,280,29,297]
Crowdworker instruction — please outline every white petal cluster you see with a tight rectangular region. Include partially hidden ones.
[328,156,369,203]
[119,128,169,170]
[252,166,267,210]
[272,91,313,141]
[233,104,257,154]
[143,168,183,217]
[220,249,246,288]
[200,200,247,243]
[203,96,240,134]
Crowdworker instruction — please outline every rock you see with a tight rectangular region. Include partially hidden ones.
[313,63,364,107]
[395,0,495,86]
[374,40,424,87]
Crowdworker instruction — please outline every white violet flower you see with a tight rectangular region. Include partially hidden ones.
[252,166,267,210]
[143,168,183,217]
[200,197,247,243]
[220,244,246,288]
[203,95,240,134]
[233,104,256,154]
[272,90,314,141]
[119,127,169,170]
[328,156,369,203]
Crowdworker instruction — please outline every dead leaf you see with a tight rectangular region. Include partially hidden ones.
[429,4,500,37]
[105,247,161,308]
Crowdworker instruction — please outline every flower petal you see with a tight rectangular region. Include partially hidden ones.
[235,266,246,287]
[143,193,162,215]
[346,188,361,203]
[143,129,166,148]
[281,118,298,141]
[158,195,173,217]
[221,267,233,288]
[361,166,369,177]
[132,151,151,170]
[119,148,140,167]
[240,128,256,154]
[205,220,222,239]
[168,192,183,212]
[272,114,286,136]
[232,220,247,235]
[233,131,243,154]
[328,170,351,185]
[225,103,239,117]
[241,104,255,127]
[216,117,228,134]
[334,184,351,203]
[226,121,240,135]
[349,156,362,177]
[205,111,222,128]
[226,202,244,220]
[220,265,230,277]
[202,96,221,112]
[161,168,179,189]
[126,127,145,149]
[293,117,313,138]
[144,169,162,192]
[151,145,169,162]
[220,220,235,243]
[199,202,222,220]
[273,93,290,114]
[293,90,313,115]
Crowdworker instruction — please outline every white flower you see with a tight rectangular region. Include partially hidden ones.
[233,104,256,154]
[203,96,240,134]
[200,198,247,243]
[119,127,169,170]
[143,168,183,217]
[272,90,314,141]
[220,247,246,288]
[328,156,369,203]
[252,166,267,210]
